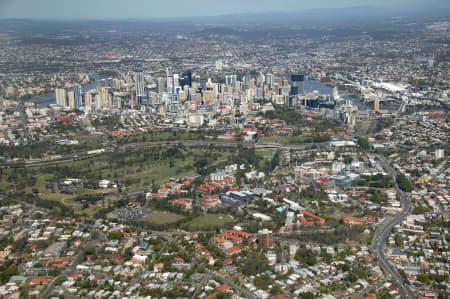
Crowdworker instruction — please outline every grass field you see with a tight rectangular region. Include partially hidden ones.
[0,146,233,216]
[256,150,276,161]
[141,212,183,225]
[185,214,234,231]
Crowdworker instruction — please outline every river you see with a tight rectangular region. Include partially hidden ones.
[30,76,106,106]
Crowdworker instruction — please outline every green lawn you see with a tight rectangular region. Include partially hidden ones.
[185,214,234,231]
[256,150,276,161]
[141,212,183,225]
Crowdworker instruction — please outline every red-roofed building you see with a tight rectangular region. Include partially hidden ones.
[217,284,229,292]
[171,198,193,210]
[298,211,325,225]
[343,215,377,225]
[225,246,241,256]
[30,276,50,285]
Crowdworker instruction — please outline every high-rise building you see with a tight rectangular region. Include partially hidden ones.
[265,73,274,89]
[135,72,145,103]
[255,84,265,100]
[332,87,339,100]
[374,98,380,112]
[291,74,305,96]
[435,149,445,159]
[73,84,82,108]
[258,229,273,248]
[180,70,192,88]
[84,92,92,108]
[67,91,75,109]
[215,60,223,71]
[100,87,109,107]
[226,75,236,86]
[166,68,173,94]
[55,88,67,107]
[157,78,165,94]
[244,72,251,87]
[173,74,180,90]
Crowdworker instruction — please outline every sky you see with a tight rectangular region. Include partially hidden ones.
[0,0,437,20]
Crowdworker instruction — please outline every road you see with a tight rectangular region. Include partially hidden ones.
[371,155,415,298]
[41,232,106,299]
[359,118,415,298]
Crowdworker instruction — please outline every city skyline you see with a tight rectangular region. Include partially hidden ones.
[1,0,448,20]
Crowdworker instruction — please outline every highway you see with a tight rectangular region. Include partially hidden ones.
[371,155,415,298]
[0,139,319,169]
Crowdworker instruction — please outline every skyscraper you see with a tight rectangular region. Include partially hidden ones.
[173,74,180,90]
[55,88,67,107]
[166,68,173,94]
[374,98,380,112]
[291,74,305,96]
[67,91,75,109]
[181,70,192,88]
[244,72,251,87]
[84,92,92,109]
[73,84,82,108]
[265,73,274,89]
[226,75,236,86]
[215,60,223,70]
[135,72,145,104]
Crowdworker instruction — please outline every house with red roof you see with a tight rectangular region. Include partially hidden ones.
[170,198,193,210]
[298,211,325,225]
[225,246,241,256]
[343,215,377,225]
[30,276,50,285]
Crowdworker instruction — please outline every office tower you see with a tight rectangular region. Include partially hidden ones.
[181,70,192,88]
[166,68,173,94]
[101,79,106,87]
[173,74,180,90]
[157,77,165,94]
[265,73,274,89]
[84,92,92,108]
[374,98,380,112]
[332,87,339,100]
[258,229,273,248]
[255,83,264,100]
[135,72,145,104]
[244,72,251,87]
[73,84,82,108]
[100,87,109,107]
[55,88,67,107]
[291,74,305,96]
[226,75,236,86]
[216,60,223,70]
[67,91,75,109]
[95,94,102,109]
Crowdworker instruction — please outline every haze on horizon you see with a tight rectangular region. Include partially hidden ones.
[0,0,443,20]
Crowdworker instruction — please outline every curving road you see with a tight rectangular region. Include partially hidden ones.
[372,155,415,298]
[1,139,318,168]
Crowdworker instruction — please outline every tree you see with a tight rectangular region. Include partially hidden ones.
[242,252,268,275]
[301,292,315,299]
[358,137,371,150]
[107,231,123,240]
[397,173,413,192]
